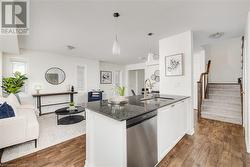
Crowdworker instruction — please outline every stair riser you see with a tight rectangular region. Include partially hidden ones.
[203,100,241,106]
[202,105,241,112]
[201,114,242,125]
[208,88,240,91]
[201,108,242,117]
[208,95,241,100]
[203,99,241,105]
[201,112,242,124]
[208,85,240,89]
[208,90,240,96]
[209,88,240,92]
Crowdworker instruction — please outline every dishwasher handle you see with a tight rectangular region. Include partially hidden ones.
[126,111,157,129]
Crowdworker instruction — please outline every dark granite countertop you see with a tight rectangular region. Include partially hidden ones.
[86,94,189,121]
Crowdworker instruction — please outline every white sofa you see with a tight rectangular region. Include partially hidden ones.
[0,94,39,149]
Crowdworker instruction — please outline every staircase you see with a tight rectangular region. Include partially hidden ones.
[201,83,242,125]
[197,60,243,125]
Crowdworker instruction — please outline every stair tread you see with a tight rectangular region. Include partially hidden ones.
[201,113,242,125]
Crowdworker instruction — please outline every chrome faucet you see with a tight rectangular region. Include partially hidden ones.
[144,79,152,98]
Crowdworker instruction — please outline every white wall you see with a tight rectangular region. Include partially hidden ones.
[193,49,206,109]
[204,37,242,83]
[159,31,194,134]
[243,12,250,153]
[0,35,19,54]
[3,49,100,112]
[99,61,125,99]
[159,31,193,97]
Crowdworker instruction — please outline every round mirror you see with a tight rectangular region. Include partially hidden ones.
[45,67,66,85]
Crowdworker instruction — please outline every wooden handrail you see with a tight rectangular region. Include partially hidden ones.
[197,60,211,120]
[238,77,243,125]
[238,36,244,125]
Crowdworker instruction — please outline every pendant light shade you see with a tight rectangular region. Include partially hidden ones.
[113,12,120,56]
[147,33,154,64]
[147,52,154,63]
[146,33,159,66]
[113,35,120,56]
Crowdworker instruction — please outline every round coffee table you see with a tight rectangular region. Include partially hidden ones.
[55,106,85,125]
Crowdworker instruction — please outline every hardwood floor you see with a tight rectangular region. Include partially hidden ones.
[1,119,249,167]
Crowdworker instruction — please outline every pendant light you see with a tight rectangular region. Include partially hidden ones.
[147,33,154,63]
[112,12,120,56]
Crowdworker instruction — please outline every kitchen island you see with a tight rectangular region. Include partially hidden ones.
[85,94,193,167]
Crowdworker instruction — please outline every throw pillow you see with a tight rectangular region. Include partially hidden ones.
[0,102,15,119]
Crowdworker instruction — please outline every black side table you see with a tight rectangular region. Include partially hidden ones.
[55,106,85,125]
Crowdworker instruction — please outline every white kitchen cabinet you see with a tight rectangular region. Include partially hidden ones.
[157,99,188,161]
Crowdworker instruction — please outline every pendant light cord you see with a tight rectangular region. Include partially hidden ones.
[148,33,154,54]
[114,13,120,40]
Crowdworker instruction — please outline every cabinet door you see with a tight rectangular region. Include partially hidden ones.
[157,104,177,160]
[157,100,188,161]
[174,100,187,138]
[180,100,187,135]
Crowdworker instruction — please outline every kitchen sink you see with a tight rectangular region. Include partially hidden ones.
[140,97,175,103]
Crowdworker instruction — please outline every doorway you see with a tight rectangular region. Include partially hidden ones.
[128,69,145,96]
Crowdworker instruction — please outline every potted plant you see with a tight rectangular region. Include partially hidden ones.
[109,86,127,104]
[2,72,28,98]
[116,86,125,97]
[68,102,76,111]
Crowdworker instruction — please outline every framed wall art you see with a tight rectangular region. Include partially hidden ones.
[165,53,183,76]
[100,71,112,84]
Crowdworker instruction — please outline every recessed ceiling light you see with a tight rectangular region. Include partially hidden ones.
[209,32,224,39]
[67,45,75,50]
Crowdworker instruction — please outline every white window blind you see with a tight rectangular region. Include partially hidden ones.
[11,60,27,92]
[114,71,121,86]
[12,61,27,74]
[77,66,85,91]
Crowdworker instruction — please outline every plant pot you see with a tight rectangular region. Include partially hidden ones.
[14,93,21,104]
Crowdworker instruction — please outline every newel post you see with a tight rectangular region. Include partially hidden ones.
[197,81,202,121]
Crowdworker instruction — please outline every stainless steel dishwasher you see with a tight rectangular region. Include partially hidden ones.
[127,111,157,167]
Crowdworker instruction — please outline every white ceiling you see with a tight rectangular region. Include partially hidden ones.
[18,0,250,64]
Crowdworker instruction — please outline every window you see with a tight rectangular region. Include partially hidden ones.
[12,61,27,74]
[114,71,122,86]
[77,66,85,91]
[11,60,27,93]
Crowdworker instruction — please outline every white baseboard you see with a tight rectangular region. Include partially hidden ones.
[84,160,88,167]
[246,138,250,153]
[247,144,250,153]
[187,128,194,135]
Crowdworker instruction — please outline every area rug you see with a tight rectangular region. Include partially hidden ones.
[1,113,86,163]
